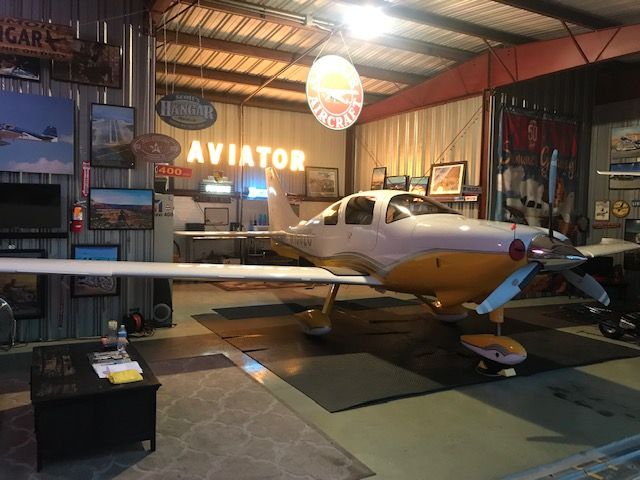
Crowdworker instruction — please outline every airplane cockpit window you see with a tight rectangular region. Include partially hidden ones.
[323,202,340,225]
[385,194,461,223]
[345,196,376,225]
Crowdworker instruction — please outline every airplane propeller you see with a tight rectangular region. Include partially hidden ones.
[561,269,610,305]
[476,262,541,314]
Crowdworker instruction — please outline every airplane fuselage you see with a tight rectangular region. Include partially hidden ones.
[270,190,561,306]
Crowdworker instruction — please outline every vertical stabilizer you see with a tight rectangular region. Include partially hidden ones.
[265,167,299,231]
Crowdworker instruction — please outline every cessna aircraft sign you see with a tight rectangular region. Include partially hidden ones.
[156,93,217,130]
[306,55,363,131]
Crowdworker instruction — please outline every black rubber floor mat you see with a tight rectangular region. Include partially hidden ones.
[212,302,308,319]
[197,304,640,412]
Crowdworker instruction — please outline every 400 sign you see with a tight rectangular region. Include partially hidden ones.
[155,164,193,178]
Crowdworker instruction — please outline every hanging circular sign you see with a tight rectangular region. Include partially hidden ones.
[130,133,181,163]
[306,55,363,131]
[155,93,217,130]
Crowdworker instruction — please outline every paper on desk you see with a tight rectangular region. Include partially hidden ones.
[92,361,143,379]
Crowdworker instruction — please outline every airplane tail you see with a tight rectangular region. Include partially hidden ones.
[43,126,58,142]
[265,167,299,231]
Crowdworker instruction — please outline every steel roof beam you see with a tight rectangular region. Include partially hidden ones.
[341,0,533,45]
[177,0,474,62]
[490,0,618,30]
[159,63,390,103]
[158,85,310,113]
[159,30,427,85]
[359,23,640,123]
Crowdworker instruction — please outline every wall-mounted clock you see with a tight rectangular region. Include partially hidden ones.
[612,200,631,218]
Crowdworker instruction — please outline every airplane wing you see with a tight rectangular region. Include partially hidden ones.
[596,170,640,177]
[576,238,640,258]
[0,258,382,286]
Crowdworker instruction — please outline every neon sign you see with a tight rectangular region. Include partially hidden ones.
[186,141,305,171]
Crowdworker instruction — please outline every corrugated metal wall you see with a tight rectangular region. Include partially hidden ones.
[493,69,596,222]
[155,102,346,196]
[0,0,155,341]
[354,96,483,217]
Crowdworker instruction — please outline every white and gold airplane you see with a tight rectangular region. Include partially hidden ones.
[0,160,636,370]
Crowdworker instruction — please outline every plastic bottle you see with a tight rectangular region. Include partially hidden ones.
[117,324,127,353]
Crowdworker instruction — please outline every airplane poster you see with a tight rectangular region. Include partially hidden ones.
[0,90,74,175]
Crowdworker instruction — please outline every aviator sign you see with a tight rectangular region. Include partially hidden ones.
[306,55,363,131]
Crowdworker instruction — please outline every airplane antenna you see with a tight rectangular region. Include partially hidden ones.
[548,149,558,240]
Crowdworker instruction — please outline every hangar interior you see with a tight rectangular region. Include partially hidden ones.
[1,0,640,478]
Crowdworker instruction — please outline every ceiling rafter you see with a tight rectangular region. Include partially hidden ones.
[490,0,619,30]
[177,0,474,62]
[159,30,428,85]
[159,86,310,113]
[158,63,390,103]
[340,0,533,45]
[146,0,180,28]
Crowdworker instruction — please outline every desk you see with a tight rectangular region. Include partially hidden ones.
[174,230,271,263]
[30,342,161,471]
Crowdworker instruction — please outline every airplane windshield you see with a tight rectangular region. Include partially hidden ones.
[386,194,461,223]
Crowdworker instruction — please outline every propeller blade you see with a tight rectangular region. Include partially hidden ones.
[476,262,541,314]
[561,270,610,306]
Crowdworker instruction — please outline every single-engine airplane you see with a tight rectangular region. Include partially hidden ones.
[0,155,637,371]
[0,123,58,146]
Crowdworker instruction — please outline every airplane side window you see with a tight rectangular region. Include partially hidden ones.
[386,194,460,223]
[323,202,340,225]
[345,196,375,225]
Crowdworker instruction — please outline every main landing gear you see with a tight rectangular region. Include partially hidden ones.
[295,284,340,335]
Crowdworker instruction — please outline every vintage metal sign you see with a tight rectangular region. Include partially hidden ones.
[155,93,217,130]
[154,164,192,178]
[306,55,363,130]
[131,133,181,163]
[0,17,73,60]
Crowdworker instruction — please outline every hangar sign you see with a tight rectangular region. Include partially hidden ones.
[306,55,363,131]
[0,17,73,60]
[156,93,217,130]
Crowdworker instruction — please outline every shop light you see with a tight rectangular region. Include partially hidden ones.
[343,5,389,39]
[203,184,232,194]
[248,187,268,199]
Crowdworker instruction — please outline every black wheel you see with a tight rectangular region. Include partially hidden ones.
[598,322,625,339]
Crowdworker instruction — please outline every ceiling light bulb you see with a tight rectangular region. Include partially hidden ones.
[343,5,389,39]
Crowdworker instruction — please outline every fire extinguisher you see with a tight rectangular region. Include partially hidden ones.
[71,202,84,233]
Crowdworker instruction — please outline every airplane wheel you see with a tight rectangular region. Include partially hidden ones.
[598,322,624,339]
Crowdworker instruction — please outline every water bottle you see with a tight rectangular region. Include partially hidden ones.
[117,324,127,353]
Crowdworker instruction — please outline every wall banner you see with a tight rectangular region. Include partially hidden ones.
[495,108,578,237]
[0,17,73,60]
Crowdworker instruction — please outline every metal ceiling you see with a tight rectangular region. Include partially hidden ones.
[149,0,640,113]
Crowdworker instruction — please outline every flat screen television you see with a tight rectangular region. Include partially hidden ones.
[0,183,61,228]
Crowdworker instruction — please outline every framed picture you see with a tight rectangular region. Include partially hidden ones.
[52,39,122,88]
[71,245,120,297]
[428,162,466,196]
[595,200,610,221]
[0,90,74,175]
[409,176,429,196]
[89,188,154,230]
[91,104,135,168]
[610,126,640,160]
[607,159,640,190]
[371,166,386,190]
[0,54,40,81]
[305,166,339,197]
[384,175,409,191]
[0,249,46,319]
[204,207,229,227]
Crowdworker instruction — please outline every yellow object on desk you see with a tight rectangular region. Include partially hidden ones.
[108,369,143,384]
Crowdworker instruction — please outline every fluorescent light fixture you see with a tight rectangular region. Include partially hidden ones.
[343,5,389,39]
[204,184,232,194]
[248,187,268,199]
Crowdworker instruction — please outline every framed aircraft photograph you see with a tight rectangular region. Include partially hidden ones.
[428,161,466,196]
[607,159,640,190]
[384,175,409,191]
[610,125,640,159]
[71,245,120,297]
[409,176,429,196]
[371,166,386,190]
[90,104,135,169]
[52,39,122,88]
[89,188,154,230]
[0,90,74,175]
[0,249,46,319]
[0,54,40,81]
[305,166,339,197]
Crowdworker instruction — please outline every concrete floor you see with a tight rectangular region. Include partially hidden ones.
[160,282,640,480]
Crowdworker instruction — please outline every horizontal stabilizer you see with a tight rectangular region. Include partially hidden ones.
[576,238,640,258]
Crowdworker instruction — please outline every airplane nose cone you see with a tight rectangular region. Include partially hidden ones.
[527,234,587,271]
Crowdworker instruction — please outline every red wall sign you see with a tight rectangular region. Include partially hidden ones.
[154,164,192,178]
[306,55,363,131]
